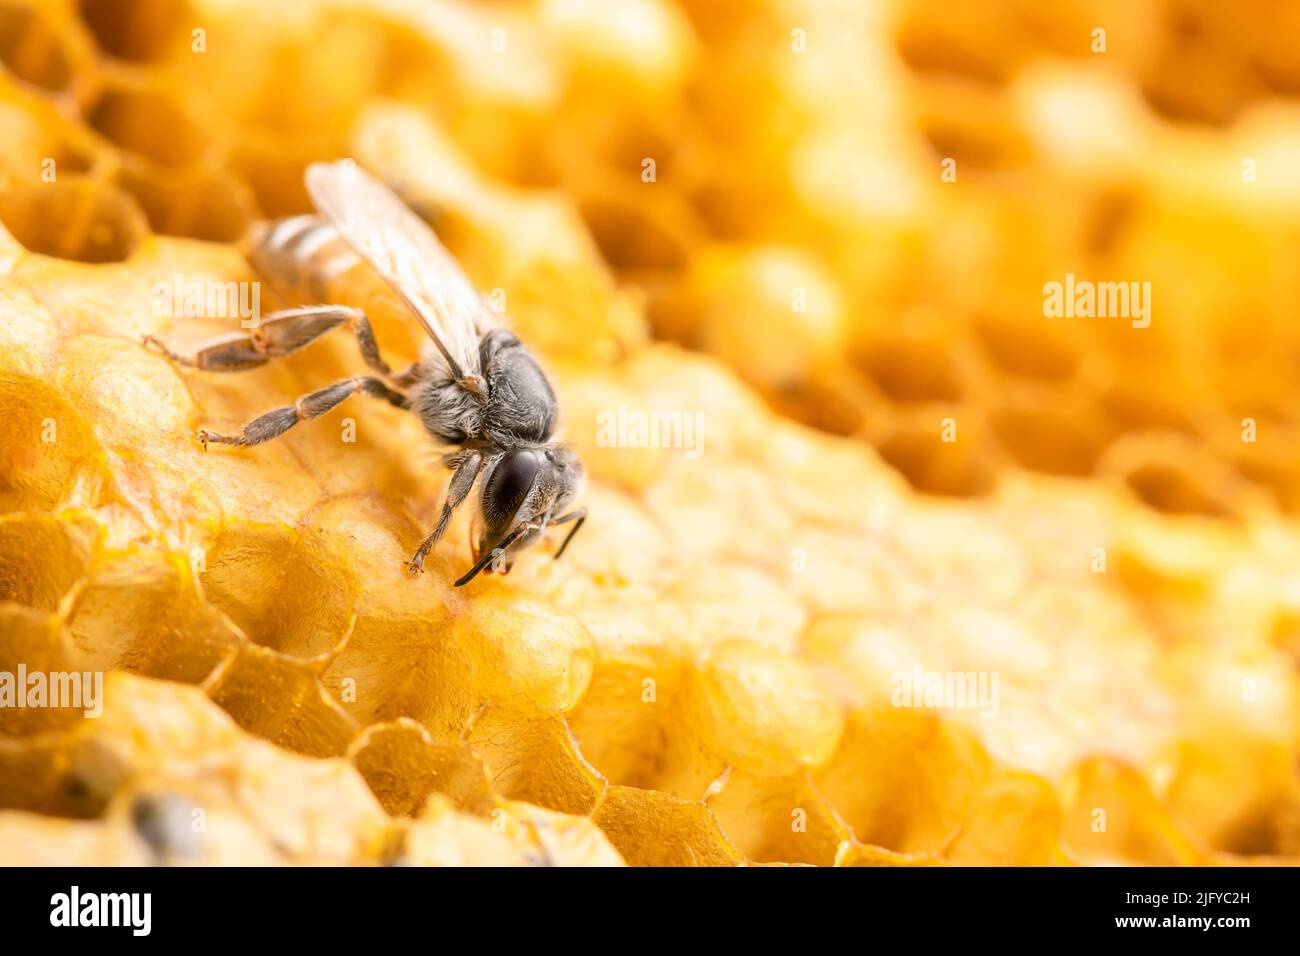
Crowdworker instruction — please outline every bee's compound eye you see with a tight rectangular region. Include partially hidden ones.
[484,449,540,524]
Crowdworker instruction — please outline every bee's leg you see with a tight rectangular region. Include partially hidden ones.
[550,507,587,561]
[405,450,483,575]
[197,376,407,448]
[389,361,425,389]
[143,305,391,374]
[454,525,528,588]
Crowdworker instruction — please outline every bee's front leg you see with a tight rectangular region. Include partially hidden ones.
[406,450,483,576]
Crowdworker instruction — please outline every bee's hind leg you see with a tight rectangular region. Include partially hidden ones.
[406,450,484,575]
[197,375,407,448]
[143,305,392,374]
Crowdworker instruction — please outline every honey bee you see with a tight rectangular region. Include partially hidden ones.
[144,160,586,586]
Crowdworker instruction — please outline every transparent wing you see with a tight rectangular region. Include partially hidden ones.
[305,160,500,383]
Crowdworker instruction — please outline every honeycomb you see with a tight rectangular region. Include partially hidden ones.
[1,0,1298,866]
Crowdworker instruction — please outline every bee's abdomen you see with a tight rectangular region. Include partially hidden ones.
[244,214,361,302]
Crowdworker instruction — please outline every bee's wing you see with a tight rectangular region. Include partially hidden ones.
[305,160,499,383]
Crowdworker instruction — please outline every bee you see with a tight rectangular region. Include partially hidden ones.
[143,160,586,587]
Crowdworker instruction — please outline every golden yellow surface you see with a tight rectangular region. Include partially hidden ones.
[1,0,1299,865]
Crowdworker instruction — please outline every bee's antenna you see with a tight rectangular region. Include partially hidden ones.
[454,525,528,587]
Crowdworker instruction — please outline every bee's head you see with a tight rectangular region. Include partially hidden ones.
[545,445,585,512]
[473,445,585,573]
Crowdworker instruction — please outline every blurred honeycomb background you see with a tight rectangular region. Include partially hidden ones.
[0,0,1298,865]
